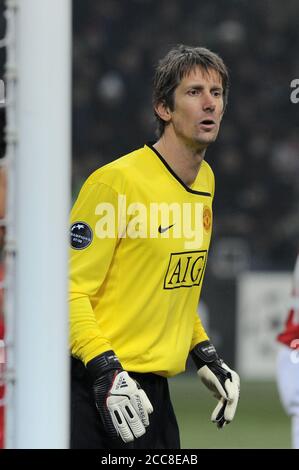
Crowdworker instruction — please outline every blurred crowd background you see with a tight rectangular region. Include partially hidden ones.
[73,0,299,273]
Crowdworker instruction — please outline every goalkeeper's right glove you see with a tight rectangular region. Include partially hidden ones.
[86,350,153,443]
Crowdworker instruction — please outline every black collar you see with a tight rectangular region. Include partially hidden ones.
[146,142,212,197]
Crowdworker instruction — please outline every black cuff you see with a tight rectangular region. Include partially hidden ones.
[86,350,123,381]
[191,340,218,370]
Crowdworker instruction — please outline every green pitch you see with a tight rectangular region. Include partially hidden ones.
[169,376,290,449]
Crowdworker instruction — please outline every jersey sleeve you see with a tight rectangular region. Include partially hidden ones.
[189,310,209,351]
[69,179,121,364]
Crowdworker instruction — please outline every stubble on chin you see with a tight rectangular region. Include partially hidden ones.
[193,130,218,148]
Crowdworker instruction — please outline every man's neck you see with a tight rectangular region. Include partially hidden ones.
[153,131,207,187]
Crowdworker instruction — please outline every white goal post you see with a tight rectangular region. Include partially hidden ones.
[3,0,71,448]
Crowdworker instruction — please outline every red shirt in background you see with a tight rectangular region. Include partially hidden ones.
[277,253,299,350]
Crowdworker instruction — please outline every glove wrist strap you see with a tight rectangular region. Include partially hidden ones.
[86,350,123,381]
[191,340,219,369]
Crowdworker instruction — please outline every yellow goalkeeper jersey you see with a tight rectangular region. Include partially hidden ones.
[69,143,214,377]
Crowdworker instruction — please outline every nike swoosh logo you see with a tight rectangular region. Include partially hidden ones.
[158,224,175,234]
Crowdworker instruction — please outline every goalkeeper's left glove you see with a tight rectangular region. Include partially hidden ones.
[191,340,240,429]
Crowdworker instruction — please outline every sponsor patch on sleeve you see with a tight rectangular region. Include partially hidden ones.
[70,222,93,249]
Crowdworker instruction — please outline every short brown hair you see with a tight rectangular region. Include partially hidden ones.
[152,44,229,137]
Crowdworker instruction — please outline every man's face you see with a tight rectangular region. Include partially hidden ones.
[168,66,224,148]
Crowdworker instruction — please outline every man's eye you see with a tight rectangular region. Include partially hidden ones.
[188,89,199,95]
[213,91,222,97]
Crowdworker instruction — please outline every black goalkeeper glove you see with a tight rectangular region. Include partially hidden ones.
[86,350,153,443]
[191,340,240,428]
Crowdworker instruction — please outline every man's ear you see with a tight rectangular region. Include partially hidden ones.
[154,101,172,123]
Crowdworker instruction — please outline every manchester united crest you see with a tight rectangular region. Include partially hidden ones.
[203,206,212,232]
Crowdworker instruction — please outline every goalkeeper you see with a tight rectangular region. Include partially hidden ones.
[70,44,240,449]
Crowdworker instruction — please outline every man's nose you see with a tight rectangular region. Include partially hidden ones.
[202,94,216,112]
